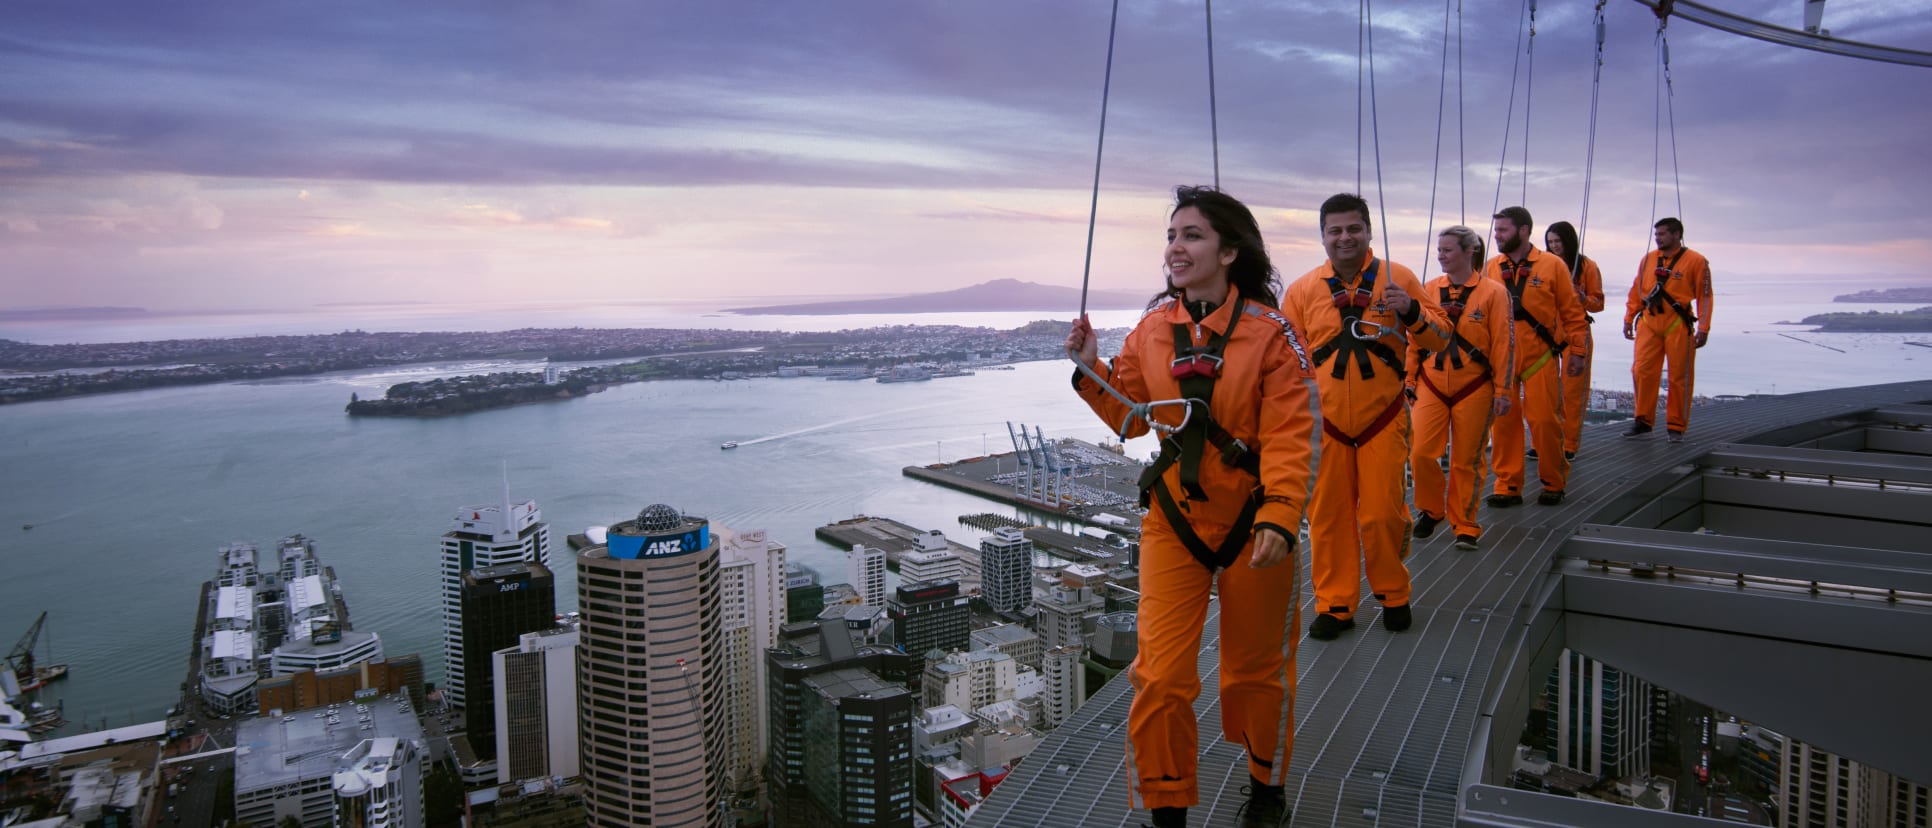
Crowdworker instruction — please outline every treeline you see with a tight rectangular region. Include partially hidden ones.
[1798,306,1932,332]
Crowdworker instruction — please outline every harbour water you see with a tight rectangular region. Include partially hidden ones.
[1,274,1925,731]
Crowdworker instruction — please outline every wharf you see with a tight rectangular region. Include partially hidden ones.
[903,438,1146,525]
[1020,526,1132,566]
[815,516,984,593]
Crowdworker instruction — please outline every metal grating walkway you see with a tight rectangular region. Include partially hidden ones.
[969,380,1932,827]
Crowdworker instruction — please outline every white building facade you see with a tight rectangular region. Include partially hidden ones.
[492,627,579,785]
[439,488,551,710]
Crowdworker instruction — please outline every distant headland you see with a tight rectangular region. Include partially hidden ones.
[1832,287,1932,303]
[725,279,1151,315]
[1797,306,1932,332]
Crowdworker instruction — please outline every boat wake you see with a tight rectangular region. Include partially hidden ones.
[731,401,955,448]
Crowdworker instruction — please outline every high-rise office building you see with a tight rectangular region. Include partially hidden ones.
[1753,725,1932,828]
[715,526,787,808]
[576,504,724,828]
[1035,578,1104,652]
[492,626,579,785]
[979,528,1031,613]
[460,562,556,761]
[850,544,887,608]
[799,668,915,827]
[1040,645,1086,729]
[767,620,918,828]
[331,736,425,828]
[1543,649,1651,780]
[887,580,971,690]
[922,650,1015,712]
[786,563,824,628]
[441,487,551,710]
[899,531,965,586]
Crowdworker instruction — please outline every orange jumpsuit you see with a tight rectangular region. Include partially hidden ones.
[1406,275,1513,540]
[1074,284,1317,810]
[1625,246,1712,433]
[1560,255,1605,454]
[1485,246,1588,497]
[1282,258,1449,622]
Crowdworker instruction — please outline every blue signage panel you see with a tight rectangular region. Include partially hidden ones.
[607,525,709,560]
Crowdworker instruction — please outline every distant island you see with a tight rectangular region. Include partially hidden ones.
[1832,287,1932,303]
[726,278,1152,315]
[1797,306,1932,332]
[0,319,1119,408]
[0,306,147,321]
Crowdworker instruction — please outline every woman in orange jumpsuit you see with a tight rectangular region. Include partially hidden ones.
[1407,227,1513,549]
[1546,221,1604,459]
[1068,186,1315,828]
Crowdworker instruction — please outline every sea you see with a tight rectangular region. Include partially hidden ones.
[1,273,1925,732]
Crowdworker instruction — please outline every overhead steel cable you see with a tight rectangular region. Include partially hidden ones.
[1630,0,1932,68]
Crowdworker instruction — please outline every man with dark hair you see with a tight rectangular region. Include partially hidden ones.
[1484,206,1589,507]
[1283,193,1450,641]
[1623,217,1713,442]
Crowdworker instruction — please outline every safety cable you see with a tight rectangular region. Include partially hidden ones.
[1663,33,1684,220]
[1075,0,1120,321]
[1578,2,1607,256]
[1066,0,1211,439]
[1422,0,1454,269]
[1457,0,1466,222]
[1647,24,1663,254]
[1356,0,1366,193]
[1522,0,1537,207]
[1205,0,1220,189]
[1365,0,1392,264]
[1488,0,1531,243]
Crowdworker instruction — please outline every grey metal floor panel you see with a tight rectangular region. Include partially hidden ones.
[968,380,1932,827]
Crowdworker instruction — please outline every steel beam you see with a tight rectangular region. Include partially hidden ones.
[1701,442,1932,485]
[1563,523,1932,594]
[1626,0,1932,67]
[1866,426,1932,456]
[1869,404,1932,428]
[1702,473,1932,526]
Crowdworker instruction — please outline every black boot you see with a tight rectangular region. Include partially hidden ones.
[1148,805,1187,828]
[1237,775,1289,827]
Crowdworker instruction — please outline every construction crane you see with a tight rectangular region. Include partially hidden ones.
[7,612,69,692]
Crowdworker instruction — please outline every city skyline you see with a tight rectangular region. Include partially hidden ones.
[3,2,1929,312]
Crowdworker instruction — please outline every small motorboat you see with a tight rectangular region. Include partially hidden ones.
[720,441,739,450]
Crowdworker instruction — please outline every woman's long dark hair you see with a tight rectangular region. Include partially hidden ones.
[1149,185,1281,310]
[1547,220,1583,275]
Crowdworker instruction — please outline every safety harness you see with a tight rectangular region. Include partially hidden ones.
[1306,260,1409,448]
[1136,296,1263,572]
[1308,260,1406,382]
[1415,282,1494,407]
[1641,250,1697,333]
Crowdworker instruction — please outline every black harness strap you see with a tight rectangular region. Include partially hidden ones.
[1151,484,1260,572]
[1501,257,1565,356]
[1134,297,1265,571]
[1308,259,1405,381]
[1421,283,1492,373]
[1642,250,1697,330]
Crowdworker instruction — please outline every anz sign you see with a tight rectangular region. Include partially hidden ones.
[608,524,709,561]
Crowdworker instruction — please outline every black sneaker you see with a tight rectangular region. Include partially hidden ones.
[1412,512,1442,539]
[1623,421,1653,439]
[1526,448,1538,459]
[1667,429,1685,443]
[1536,489,1565,506]
[1382,603,1413,632]
[1485,493,1523,508]
[1454,534,1479,550]
[1564,450,1577,461]
[1236,778,1289,827]
[1308,613,1354,641]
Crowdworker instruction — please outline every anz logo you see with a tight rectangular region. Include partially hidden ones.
[645,539,687,557]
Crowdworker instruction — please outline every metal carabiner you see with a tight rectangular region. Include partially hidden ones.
[1349,317,1398,342]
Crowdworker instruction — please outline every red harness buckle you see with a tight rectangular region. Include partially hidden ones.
[1171,353,1222,380]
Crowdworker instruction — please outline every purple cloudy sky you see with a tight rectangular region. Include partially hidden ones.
[2,1,1927,310]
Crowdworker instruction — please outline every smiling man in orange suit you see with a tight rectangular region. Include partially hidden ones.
[1282,193,1450,642]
